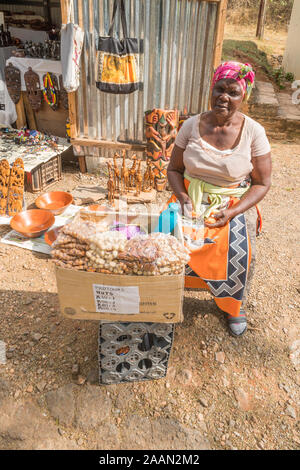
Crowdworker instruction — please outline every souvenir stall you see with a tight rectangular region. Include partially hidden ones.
[0,1,68,137]
[0,0,229,386]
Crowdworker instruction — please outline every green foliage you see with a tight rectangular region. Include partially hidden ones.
[272,67,295,88]
[227,0,293,26]
[222,40,294,89]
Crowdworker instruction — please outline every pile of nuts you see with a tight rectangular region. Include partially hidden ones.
[51,218,97,270]
[52,220,190,275]
[86,231,127,274]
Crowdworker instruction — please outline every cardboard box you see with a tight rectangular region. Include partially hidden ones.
[56,267,184,323]
[55,207,185,323]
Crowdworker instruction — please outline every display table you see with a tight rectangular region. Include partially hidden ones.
[8,27,48,44]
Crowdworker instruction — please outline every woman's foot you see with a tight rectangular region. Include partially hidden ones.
[227,310,247,337]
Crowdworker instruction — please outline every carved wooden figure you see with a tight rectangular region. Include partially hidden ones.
[135,159,143,196]
[120,150,129,195]
[144,109,179,190]
[107,162,115,205]
[113,153,120,192]
[5,63,21,104]
[128,154,137,188]
[24,67,42,111]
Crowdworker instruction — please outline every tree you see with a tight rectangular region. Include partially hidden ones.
[256,0,269,39]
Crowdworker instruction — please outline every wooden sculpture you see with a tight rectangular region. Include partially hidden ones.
[24,67,42,111]
[107,162,115,205]
[113,153,120,192]
[128,154,137,188]
[59,74,69,110]
[145,109,179,191]
[0,159,10,215]
[135,159,143,196]
[7,158,24,216]
[5,63,21,104]
[120,150,129,194]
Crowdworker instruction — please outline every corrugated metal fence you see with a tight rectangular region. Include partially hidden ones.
[73,0,218,146]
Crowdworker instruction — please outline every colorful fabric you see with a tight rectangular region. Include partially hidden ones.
[184,171,249,218]
[167,177,262,317]
[212,61,255,101]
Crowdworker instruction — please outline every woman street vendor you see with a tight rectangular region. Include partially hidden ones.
[167,61,272,337]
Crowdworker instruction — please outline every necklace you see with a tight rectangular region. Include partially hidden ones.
[42,73,57,109]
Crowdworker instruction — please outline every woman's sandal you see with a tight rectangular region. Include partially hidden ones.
[227,310,247,337]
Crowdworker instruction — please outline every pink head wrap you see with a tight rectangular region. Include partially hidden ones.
[212,61,255,101]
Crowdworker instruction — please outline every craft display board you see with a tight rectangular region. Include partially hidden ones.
[5,57,68,137]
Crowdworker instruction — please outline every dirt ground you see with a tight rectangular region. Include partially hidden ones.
[0,22,299,451]
[0,136,299,450]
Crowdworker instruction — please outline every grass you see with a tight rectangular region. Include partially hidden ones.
[222,39,294,89]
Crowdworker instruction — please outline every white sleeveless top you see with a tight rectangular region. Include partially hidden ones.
[175,114,271,187]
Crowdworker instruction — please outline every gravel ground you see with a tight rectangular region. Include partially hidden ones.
[0,139,299,450]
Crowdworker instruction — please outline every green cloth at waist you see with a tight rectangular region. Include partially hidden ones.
[184,171,249,218]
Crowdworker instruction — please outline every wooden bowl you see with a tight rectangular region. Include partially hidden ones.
[35,191,73,216]
[10,209,55,238]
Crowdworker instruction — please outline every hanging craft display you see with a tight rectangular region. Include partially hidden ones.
[4,63,21,104]
[95,0,142,94]
[24,67,42,111]
[144,109,179,191]
[42,72,59,110]
[59,74,69,110]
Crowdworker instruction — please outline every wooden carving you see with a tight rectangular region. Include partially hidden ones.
[24,67,42,111]
[59,74,69,110]
[128,154,137,188]
[135,159,143,196]
[113,153,120,192]
[4,63,21,104]
[0,159,10,215]
[107,162,115,205]
[145,109,179,190]
[7,158,24,216]
[120,150,129,195]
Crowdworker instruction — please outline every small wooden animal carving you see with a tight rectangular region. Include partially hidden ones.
[0,159,10,215]
[107,162,115,205]
[135,159,143,196]
[113,153,120,192]
[120,150,129,194]
[128,154,137,188]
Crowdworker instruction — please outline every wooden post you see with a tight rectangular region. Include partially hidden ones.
[256,0,268,40]
[60,0,78,140]
[213,0,228,70]
[16,93,27,129]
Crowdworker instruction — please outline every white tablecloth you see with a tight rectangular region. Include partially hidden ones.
[5,57,62,91]
[9,27,48,44]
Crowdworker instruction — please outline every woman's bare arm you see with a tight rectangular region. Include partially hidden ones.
[206,152,272,227]
[167,145,193,214]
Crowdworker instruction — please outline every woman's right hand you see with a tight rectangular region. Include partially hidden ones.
[179,193,193,218]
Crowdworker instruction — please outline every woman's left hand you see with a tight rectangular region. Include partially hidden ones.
[204,209,235,228]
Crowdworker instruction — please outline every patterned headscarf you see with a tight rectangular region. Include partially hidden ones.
[212,61,255,101]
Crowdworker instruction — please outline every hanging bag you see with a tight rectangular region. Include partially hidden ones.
[61,0,84,92]
[96,0,141,94]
